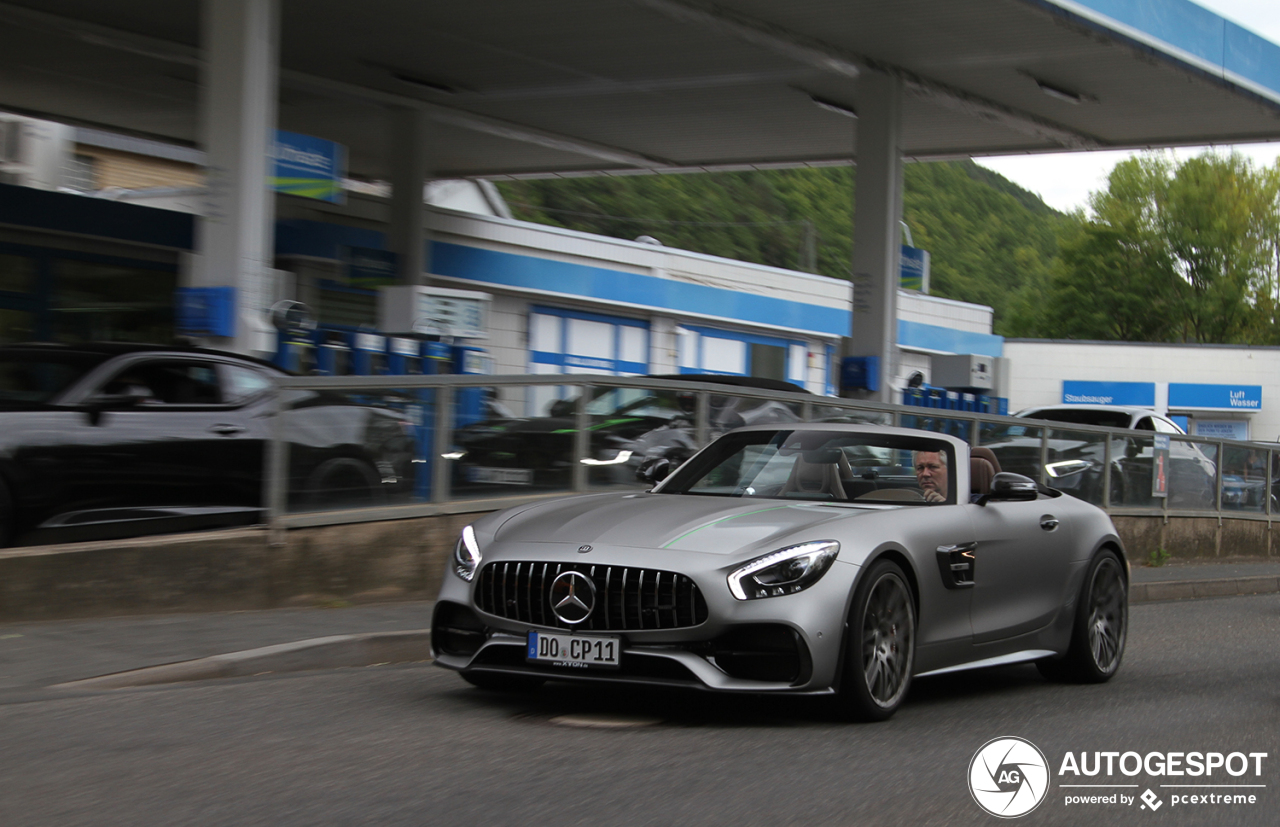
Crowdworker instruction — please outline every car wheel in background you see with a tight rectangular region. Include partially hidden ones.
[461,672,546,693]
[304,457,383,510]
[839,559,916,721]
[1037,549,1127,683]
[0,474,11,547]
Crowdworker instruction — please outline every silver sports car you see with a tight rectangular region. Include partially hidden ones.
[431,424,1129,720]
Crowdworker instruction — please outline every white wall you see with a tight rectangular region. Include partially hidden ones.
[1005,340,1280,440]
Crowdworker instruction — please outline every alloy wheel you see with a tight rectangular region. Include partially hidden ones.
[861,572,915,708]
[1086,557,1126,674]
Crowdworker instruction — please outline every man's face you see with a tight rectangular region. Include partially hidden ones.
[915,451,947,498]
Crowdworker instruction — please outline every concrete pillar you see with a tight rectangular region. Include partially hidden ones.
[389,107,431,286]
[191,0,280,355]
[844,71,904,403]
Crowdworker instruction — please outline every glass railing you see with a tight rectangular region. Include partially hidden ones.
[264,373,1277,526]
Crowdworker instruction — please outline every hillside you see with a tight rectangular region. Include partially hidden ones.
[495,160,1066,335]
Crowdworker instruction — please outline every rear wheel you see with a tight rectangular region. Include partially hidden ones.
[461,672,545,693]
[1038,549,1127,683]
[0,474,11,547]
[305,457,382,509]
[838,559,916,721]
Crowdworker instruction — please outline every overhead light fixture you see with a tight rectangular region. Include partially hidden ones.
[391,72,458,95]
[809,94,857,119]
[1026,74,1095,105]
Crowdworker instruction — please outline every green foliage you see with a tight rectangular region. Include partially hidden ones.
[1145,547,1172,568]
[1019,151,1280,344]
[496,160,1065,334]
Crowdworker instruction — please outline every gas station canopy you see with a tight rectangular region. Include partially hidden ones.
[2,0,1280,180]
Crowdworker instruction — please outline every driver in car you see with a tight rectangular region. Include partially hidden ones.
[914,450,948,503]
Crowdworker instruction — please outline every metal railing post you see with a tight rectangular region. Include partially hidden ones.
[695,392,710,448]
[572,383,590,491]
[1102,435,1112,509]
[431,385,454,504]
[264,385,289,546]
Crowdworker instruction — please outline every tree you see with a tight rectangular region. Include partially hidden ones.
[1025,151,1280,344]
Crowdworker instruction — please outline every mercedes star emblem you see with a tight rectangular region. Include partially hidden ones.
[549,571,596,625]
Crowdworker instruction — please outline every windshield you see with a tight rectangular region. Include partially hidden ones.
[659,429,957,505]
[0,351,108,404]
[584,387,685,419]
[1021,409,1133,429]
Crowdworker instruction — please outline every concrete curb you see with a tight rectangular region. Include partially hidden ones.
[1130,575,1280,604]
[51,630,433,690]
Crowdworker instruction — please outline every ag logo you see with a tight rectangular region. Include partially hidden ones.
[968,737,1050,818]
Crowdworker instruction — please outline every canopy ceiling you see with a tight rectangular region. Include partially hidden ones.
[2,0,1280,180]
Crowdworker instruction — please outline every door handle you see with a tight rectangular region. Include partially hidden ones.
[209,424,247,436]
[1040,516,1060,531]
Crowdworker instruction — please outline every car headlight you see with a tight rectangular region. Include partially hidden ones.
[727,541,839,600]
[1046,459,1094,479]
[454,525,482,581]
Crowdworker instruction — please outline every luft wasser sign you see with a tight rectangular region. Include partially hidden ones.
[1168,383,1262,411]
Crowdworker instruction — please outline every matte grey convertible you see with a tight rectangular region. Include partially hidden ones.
[432,424,1129,720]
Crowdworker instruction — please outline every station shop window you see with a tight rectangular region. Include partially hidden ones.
[0,308,35,343]
[678,324,810,387]
[0,253,36,293]
[52,258,176,344]
[527,306,649,416]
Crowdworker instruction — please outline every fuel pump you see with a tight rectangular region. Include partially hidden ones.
[270,300,317,374]
[315,330,352,376]
[351,331,388,375]
[452,344,494,427]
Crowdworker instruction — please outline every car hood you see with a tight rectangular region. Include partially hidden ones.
[491,492,881,554]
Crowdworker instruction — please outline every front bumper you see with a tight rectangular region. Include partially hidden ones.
[432,557,859,694]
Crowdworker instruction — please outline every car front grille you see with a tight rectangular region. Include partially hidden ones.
[476,561,709,631]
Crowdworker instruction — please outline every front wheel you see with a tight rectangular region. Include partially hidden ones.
[838,559,916,721]
[1038,549,1127,683]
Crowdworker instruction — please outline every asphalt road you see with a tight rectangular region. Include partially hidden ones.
[1,595,1276,827]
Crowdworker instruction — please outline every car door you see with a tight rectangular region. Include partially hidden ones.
[215,362,278,505]
[77,357,245,509]
[964,497,1075,644]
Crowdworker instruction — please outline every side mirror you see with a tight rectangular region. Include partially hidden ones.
[981,472,1039,504]
[83,389,146,425]
[638,458,672,484]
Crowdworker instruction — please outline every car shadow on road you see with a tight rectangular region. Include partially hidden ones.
[439,664,1054,728]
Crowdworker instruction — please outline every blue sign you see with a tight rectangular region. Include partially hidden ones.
[900,245,930,292]
[1061,381,1155,407]
[272,130,346,203]
[175,287,236,337]
[343,246,398,288]
[1168,383,1262,411]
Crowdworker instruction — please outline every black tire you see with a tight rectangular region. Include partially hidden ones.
[305,457,382,509]
[1037,549,1127,683]
[461,672,545,693]
[837,559,916,721]
[0,474,11,548]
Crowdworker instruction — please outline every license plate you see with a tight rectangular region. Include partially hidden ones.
[466,466,534,485]
[527,630,621,669]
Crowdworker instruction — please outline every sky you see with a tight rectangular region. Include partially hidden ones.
[974,0,1280,213]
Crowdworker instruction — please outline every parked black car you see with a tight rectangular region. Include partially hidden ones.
[0,343,415,546]
[450,374,809,494]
